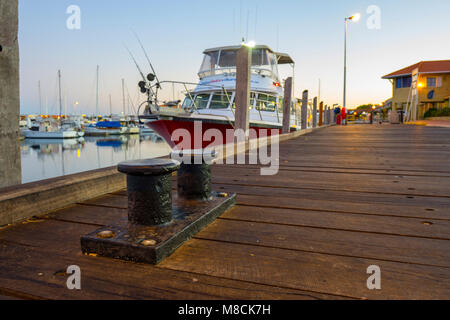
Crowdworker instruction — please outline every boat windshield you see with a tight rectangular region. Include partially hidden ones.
[198,48,279,80]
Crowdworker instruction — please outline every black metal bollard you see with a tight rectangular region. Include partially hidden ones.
[172,150,217,200]
[118,158,180,226]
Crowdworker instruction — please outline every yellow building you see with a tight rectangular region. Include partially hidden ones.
[382,60,450,119]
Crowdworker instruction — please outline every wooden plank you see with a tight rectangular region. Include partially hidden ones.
[221,204,450,240]
[51,200,450,241]
[36,204,450,270]
[160,238,450,300]
[196,218,450,267]
[0,221,341,300]
[211,167,450,197]
[212,184,450,220]
[218,164,450,177]
[0,166,125,227]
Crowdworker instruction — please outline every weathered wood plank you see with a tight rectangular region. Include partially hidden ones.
[42,204,450,266]
[0,221,341,300]
[159,238,450,300]
[212,167,450,197]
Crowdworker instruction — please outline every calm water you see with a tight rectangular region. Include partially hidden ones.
[20,133,172,184]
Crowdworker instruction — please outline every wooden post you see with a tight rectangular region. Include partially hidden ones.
[235,45,251,134]
[319,102,324,126]
[328,107,333,124]
[300,90,308,130]
[312,97,318,128]
[0,0,21,188]
[282,77,292,134]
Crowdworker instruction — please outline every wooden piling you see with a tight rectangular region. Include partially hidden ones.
[0,0,21,188]
[319,102,324,126]
[313,97,318,128]
[301,90,308,130]
[282,77,292,134]
[235,45,251,134]
[326,106,330,125]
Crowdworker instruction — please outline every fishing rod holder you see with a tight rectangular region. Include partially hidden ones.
[81,155,235,265]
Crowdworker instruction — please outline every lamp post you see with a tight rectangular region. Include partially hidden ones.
[343,13,361,110]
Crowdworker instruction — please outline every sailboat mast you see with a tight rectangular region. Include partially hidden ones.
[64,93,67,117]
[38,80,42,115]
[122,78,126,117]
[96,65,99,120]
[58,70,62,119]
[109,94,112,117]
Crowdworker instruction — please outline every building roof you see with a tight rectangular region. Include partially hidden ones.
[382,60,450,79]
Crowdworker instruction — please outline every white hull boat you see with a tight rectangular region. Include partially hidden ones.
[23,129,79,139]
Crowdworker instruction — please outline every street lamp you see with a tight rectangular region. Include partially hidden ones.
[343,13,361,111]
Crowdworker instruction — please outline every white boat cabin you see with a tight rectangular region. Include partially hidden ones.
[181,45,296,126]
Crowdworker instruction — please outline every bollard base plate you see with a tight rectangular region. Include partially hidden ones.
[80,192,236,265]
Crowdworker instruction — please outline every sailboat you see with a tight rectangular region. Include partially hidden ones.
[23,72,81,139]
[84,66,128,136]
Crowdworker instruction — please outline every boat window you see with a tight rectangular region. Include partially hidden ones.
[256,94,276,112]
[182,96,193,109]
[193,94,210,110]
[199,51,219,76]
[218,50,236,68]
[251,49,269,67]
[210,93,231,109]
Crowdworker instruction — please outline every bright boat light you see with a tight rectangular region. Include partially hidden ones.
[244,40,256,48]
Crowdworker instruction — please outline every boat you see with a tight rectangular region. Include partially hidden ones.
[142,44,297,150]
[23,119,80,139]
[24,71,81,139]
[84,121,128,136]
[139,124,154,134]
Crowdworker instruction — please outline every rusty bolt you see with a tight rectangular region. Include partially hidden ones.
[97,230,115,239]
[141,239,157,246]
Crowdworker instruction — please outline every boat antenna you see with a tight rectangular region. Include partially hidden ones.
[246,9,249,42]
[132,30,162,89]
[254,5,258,41]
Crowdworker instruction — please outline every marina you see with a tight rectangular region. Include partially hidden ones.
[1,0,449,305]
[20,133,170,184]
[1,124,449,299]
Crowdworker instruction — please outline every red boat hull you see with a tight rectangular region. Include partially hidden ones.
[147,118,283,150]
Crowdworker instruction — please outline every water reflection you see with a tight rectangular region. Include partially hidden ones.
[20,133,171,184]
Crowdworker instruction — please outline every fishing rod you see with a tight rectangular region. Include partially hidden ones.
[123,43,158,107]
[132,30,162,89]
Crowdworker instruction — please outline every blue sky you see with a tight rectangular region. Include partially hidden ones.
[19,0,450,114]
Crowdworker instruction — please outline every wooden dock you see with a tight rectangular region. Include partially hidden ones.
[1,124,449,300]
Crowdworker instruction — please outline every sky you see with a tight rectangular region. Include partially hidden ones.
[18,0,450,115]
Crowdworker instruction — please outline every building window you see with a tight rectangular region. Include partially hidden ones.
[402,77,412,88]
[396,76,412,88]
[427,77,436,88]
